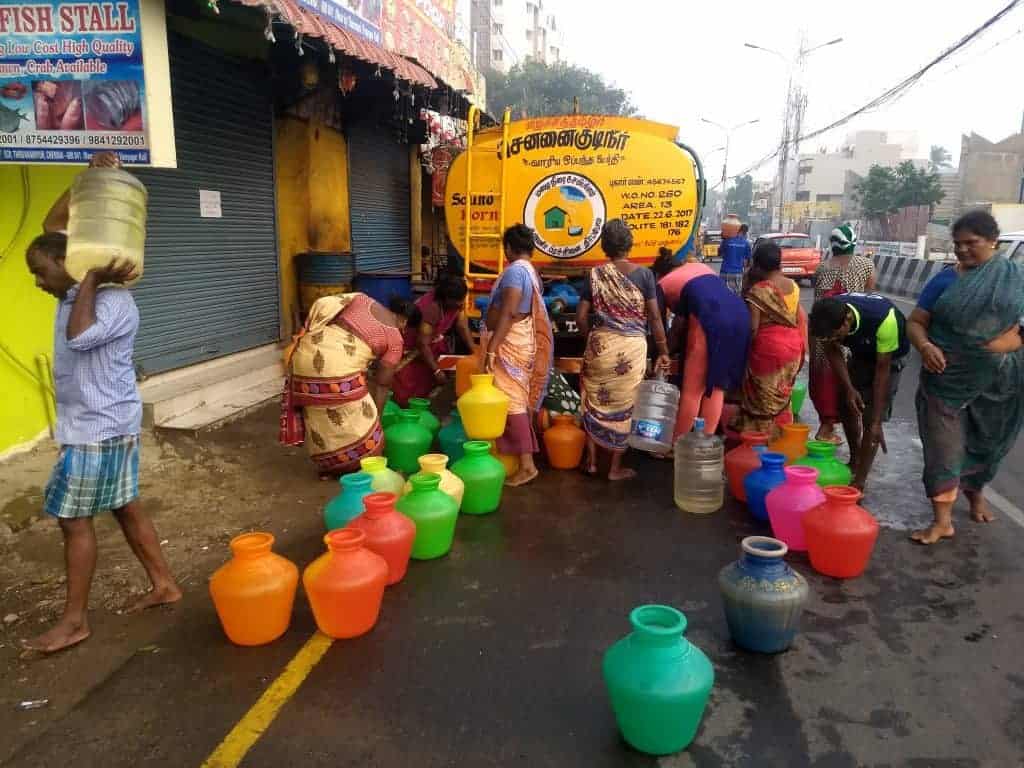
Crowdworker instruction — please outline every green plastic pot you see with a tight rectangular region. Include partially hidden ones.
[602,605,714,756]
[450,441,505,515]
[395,473,458,560]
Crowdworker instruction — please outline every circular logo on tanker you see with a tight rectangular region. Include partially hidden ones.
[523,173,606,260]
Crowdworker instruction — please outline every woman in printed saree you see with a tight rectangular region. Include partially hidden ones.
[391,273,476,407]
[578,219,670,481]
[280,293,414,478]
[734,241,807,438]
[907,211,1024,544]
[810,224,875,443]
[482,224,555,487]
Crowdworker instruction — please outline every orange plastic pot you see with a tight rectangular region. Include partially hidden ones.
[303,529,388,639]
[455,352,480,398]
[802,486,879,579]
[209,532,299,646]
[725,431,769,501]
[543,414,586,469]
[347,493,417,585]
[769,423,810,464]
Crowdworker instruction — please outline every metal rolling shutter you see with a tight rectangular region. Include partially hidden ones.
[347,121,410,273]
[130,35,279,375]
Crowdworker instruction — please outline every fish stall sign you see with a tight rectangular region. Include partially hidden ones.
[0,0,152,164]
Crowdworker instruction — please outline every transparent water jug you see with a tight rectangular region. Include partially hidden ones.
[674,418,724,514]
[627,372,680,454]
[66,167,148,285]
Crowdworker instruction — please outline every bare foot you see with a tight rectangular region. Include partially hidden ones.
[968,493,995,523]
[505,467,539,487]
[910,525,955,545]
[22,617,91,654]
[124,583,183,614]
[608,468,637,482]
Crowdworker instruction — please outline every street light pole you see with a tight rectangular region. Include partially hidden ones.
[700,117,760,194]
[745,36,842,231]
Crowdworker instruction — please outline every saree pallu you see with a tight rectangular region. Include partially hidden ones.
[483,261,554,455]
[581,263,649,451]
[280,295,384,475]
[918,257,1024,498]
[735,281,806,437]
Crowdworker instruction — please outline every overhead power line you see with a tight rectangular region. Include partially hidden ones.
[724,0,1024,185]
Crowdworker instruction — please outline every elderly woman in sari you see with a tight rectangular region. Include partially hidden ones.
[577,219,670,480]
[907,210,1024,544]
[391,272,475,407]
[482,224,555,487]
[733,241,807,437]
[280,293,417,477]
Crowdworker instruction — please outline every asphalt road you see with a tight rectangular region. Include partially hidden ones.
[4,294,1024,767]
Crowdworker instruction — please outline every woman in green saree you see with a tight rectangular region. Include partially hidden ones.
[907,210,1024,544]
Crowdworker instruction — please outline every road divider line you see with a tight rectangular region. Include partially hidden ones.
[200,632,333,768]
[984,487,1024,530]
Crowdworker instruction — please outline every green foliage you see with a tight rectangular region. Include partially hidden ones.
[854,162,945,219]
[485,61,637,119]
[929,145,953,171]
[725,175,754,221]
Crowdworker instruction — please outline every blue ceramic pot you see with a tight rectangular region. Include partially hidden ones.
[743,452,786,522]
[324,472,373,531]
[717,536,808,653]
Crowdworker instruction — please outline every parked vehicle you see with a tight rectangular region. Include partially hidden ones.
[702,229,721,261]
[753,233,821,282]
[996,231,1024,262]
[445,109,706,349]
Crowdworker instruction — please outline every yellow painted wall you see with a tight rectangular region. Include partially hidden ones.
[274,117,351,339]
[0,166,78,454]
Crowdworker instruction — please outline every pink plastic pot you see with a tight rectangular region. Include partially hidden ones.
[766,466,825,552]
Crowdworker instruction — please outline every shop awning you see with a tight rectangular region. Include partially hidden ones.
[233,0,440,90]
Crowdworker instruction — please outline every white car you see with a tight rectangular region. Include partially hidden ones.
[996,231,1024,261]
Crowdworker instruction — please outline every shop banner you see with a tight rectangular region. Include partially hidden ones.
[296,0,382,46]
[0,0,152,164]
[384,0,471,90]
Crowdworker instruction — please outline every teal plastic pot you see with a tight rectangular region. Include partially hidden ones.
[602,605,714,755]
[324,472,373,531]
[438,411,468,463]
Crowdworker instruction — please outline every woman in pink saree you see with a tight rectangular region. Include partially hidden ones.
[391,273,476,407]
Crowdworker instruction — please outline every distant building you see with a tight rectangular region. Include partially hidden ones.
[957,130,1024,216]
[471,0,564,74]
[931,169,961,224]
[796,130,916,204]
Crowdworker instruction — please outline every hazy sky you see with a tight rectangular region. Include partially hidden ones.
[557,0,1024,184]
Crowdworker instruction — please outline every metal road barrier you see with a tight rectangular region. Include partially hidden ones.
[869,253,946,300]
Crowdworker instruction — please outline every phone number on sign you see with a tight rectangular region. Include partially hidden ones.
[24,134,84,146]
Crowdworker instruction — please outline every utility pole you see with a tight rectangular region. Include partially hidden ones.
[746,34,842,232]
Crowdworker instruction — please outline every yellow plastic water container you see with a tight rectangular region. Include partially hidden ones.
[457,374,509,440]
[66,167,148,285]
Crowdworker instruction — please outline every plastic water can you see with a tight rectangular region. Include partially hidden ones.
[66,167,147,284]
[673,418,724,514]
[628,373,680,454]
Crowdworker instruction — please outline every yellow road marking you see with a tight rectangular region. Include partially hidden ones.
[200,632,333,768]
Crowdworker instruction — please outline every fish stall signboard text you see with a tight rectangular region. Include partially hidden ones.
[296,0,382,46]
[0,0,151,164]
